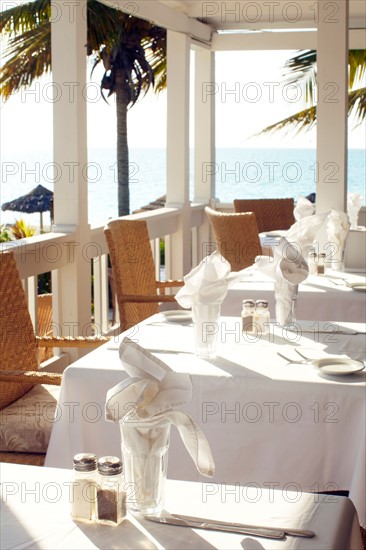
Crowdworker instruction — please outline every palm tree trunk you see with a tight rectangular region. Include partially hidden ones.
[115,68,130,216]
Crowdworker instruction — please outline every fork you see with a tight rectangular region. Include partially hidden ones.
[277,349,313,365]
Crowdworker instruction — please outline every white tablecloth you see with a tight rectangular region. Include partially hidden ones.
[46,317,366,528]
[221,270,366,321]
[0,463,363,549]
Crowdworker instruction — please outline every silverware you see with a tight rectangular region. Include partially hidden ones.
[286,329,362,335]
[277,352,310,365]
[145,514,315,539]
[144,515,285,539]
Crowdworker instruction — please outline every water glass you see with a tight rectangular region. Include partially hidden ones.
[120,417,170,516]
[192,302,221,359]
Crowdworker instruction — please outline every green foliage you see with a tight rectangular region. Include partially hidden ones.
[0,224,12,242]
[259,49,366,135]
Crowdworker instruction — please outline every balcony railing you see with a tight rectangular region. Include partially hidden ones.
[1,204,207,370]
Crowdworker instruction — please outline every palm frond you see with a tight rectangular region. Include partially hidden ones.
[0,0,50,34]
[1,23,51,100]
[258,86,366,136]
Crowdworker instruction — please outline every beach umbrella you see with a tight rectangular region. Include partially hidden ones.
[1,184,53,232]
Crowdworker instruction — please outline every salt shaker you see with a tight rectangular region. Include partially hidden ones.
[241,299,255,334]
[96,456,126,526]
[308,252,318,275]
[254,300,270,337]
[317,253,326,275]
[71,453,98,522]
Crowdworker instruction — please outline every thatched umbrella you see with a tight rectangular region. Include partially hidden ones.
[1,184,53,232]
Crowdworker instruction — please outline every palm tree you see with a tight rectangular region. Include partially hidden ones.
[0,0,166,216]
[259,49,366,135]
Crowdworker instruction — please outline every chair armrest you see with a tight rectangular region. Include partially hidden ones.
[118,294,177,303]
[0,370,62,386]
[156,280,184,289]
[36,335,109,348]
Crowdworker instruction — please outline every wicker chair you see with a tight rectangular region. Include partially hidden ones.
[104,219,184,331]
[37,293,53,363]
[205,207,262,271]
[233,198,295,233]
[0,250,109,466]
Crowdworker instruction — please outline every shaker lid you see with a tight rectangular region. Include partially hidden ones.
[255,300,269,308]
[73,453,97,472]
[98,455,123,476]
[242,299,255,307]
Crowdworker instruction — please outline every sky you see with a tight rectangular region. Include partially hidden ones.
[1,48,365,154]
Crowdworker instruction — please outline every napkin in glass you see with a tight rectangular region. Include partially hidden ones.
[255,238,309,326]
[294,195,315,221]
[105,339,215,510]
[326,209,350,271]
[347,193,363,230]
[175,250,244,309]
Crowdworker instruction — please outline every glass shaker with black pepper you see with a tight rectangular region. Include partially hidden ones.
[241,299,255,334]
[96,456,126,526]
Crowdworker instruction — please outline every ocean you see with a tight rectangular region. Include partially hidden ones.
[1,147,365,228]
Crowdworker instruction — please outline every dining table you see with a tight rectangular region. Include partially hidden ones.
[221,267,366,321]
[1,462,364,549]
[45,313,366,531]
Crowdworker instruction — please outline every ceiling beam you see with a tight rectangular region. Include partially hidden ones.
[212,28,365,51]
[97,0,212,43]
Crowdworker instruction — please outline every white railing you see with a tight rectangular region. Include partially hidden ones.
[2,204,208,370]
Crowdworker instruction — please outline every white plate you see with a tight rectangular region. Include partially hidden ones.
[161,310,192,323]
[346,282,366,292]
[312,357,365,376]
[265,230,287,238]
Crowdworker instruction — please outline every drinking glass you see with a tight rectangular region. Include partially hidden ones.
[192,302,221,359]
[120,416,170,516]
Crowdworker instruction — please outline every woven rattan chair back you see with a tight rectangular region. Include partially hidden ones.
[233,198,295,233]
[37,294,53,362]
[205,207,262,271]
[0,250,37,409]
[104,219,160,330]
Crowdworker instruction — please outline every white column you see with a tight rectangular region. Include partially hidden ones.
[316,0,349,213]
[51,1,92,355]
[166,30,191,278]
[194,47,216,262]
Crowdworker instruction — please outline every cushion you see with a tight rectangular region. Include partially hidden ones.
[0,384,59,453]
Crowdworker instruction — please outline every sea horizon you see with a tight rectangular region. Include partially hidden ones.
[1,146,365,228]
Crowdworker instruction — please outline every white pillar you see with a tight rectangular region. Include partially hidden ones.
[194,47,216,261]
[316,0,349,213]
[51,1,92,354]
[166,30,191,278]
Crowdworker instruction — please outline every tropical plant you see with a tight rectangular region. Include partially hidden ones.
[0,224,12,243]
[11,219,36,239]
[0,0,166,216]
[259,49,366,135]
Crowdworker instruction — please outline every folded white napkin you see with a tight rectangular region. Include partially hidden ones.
[286,211,329,260]
[175,251,244,309]
[255,212,329,325]
[326,209,350,269]
[255,239,309,325]
[105,338,215,478]
[347,193,363,230]
[294,195,315,221]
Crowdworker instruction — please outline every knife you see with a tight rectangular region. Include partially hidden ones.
[144,514,285,539]
[174,513,315,538]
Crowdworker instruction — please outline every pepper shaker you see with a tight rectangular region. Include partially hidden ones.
[96,456,126,526]
[241,299,255,334]
[317,253,326,275]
